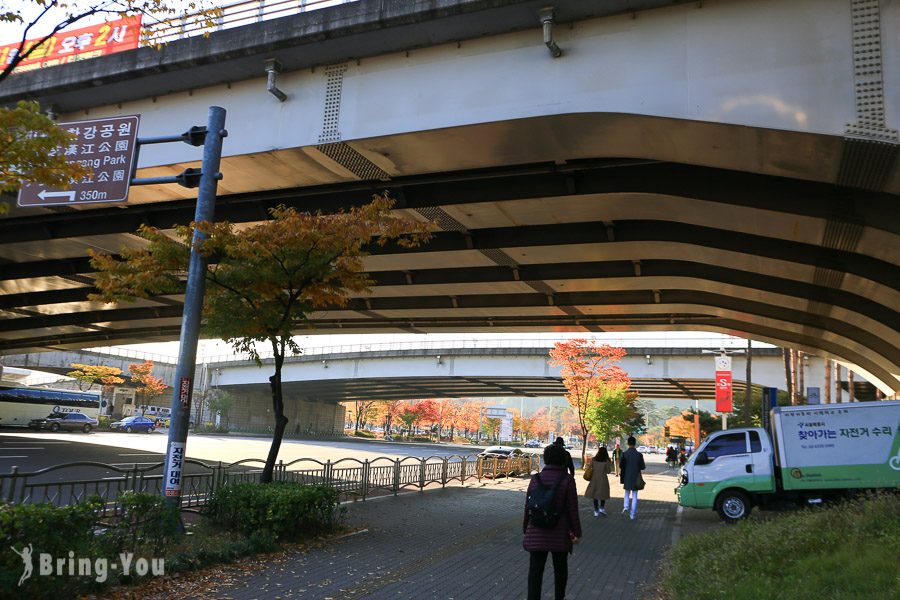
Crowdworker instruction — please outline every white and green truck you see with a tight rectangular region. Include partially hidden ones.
[676,400,900,522]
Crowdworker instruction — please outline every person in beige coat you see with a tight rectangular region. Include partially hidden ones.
[584,446,613,516]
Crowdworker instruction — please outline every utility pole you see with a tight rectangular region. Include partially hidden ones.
[161,107,227,512]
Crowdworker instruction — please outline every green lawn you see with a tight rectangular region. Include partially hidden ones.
[655,493,900,600]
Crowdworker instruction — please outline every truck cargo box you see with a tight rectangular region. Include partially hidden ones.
[772,401,900,492]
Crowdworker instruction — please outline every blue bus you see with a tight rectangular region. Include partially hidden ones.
[0,384,101,427]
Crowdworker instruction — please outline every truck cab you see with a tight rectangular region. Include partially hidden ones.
[676,427,775,522]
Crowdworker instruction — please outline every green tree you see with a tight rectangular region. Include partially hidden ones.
[90,195,431,482]
[205,389,233,427]
[584,386,632,445]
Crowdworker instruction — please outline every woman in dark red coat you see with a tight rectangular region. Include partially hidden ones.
[523,443,582,600]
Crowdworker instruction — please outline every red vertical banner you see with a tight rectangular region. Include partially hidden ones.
[714,354,733,412]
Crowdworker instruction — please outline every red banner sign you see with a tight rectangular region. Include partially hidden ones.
[0,16,142,75]
[715,370,733,413]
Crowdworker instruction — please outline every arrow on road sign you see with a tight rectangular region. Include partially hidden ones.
[37,190,75,202]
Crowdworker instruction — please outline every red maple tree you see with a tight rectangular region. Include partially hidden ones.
[549,339,631,462]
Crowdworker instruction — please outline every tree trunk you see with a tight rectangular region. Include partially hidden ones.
[743,339,752,424]
[834,363,843,404]
[797,351,805,403]
[824,359,832,404]
[262,339,289,484]
[580,423,589,466]
[848,370,855,402]
[782,349,793,401]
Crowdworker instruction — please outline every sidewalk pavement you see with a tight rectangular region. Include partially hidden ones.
[123,460,721,600]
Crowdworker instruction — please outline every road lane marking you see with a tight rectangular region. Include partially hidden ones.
[118,452,163,455]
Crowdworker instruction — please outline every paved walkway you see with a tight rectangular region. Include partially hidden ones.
[137,458,719,600]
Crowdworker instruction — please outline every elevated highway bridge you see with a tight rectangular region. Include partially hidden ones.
[3,339,874,434]
[0,0,897,393]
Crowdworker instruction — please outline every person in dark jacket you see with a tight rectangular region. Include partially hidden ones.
[524,443,582,600]
[553,436,576,476]
[619,436,646,520]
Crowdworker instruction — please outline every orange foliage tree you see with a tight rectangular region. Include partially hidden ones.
[127,360,167,409]
[665,412,696,439]
[379,399,404,436]
[91,195,431,483]
[549,339,631,461]
[67,363,125,391]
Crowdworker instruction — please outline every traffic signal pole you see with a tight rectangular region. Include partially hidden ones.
[161,106,227,511]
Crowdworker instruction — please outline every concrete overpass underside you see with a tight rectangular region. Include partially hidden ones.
[239,376,754,404]
[0,0,897,393]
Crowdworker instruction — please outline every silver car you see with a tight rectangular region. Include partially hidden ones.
[28,412,99,433]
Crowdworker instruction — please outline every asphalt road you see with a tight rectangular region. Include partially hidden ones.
[0,429,494,478]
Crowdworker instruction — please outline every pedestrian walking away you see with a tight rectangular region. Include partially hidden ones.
[553,436,576,476]
[611,442,622,476]
[524,443,582,600]
[619,436,646,520]
[584,446,613,516]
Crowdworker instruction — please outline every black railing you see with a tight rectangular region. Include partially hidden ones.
[0,453,539,516]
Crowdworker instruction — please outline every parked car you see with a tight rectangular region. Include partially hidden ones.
[28,412,98,433]
[110,415,157,433]
[637,445,650,453]
[479,446,524,458]
[524,439,542,448]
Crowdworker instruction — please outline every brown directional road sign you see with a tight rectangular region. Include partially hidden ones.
[17,114,140,207]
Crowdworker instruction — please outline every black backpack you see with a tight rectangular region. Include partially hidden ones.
[526,473,566,529]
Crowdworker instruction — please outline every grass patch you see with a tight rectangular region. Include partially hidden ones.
[655,493,900,600]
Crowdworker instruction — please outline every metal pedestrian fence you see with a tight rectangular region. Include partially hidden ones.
[0,453,539,516]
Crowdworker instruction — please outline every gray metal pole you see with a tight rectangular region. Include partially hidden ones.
[162,106,227,508]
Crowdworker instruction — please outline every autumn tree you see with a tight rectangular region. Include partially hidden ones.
[681,408,722,440]
[352,398,380,434]
[380,399,403,437]
[442,400,463,440]
[91,196,430,482]
[457,401,478,439]
[549,339,631,461]
[664,412,695,440]
[127,360,167,409]
[66,363,124,391]
[397,400,421,438]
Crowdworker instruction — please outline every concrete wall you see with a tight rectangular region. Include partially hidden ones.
[216,386,345,435]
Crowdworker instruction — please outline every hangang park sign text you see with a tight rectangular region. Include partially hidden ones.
[17,115,140,207]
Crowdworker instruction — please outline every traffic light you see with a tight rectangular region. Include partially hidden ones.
[664,426,670,437]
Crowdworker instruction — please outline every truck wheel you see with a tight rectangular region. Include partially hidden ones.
[716,490,752,523]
